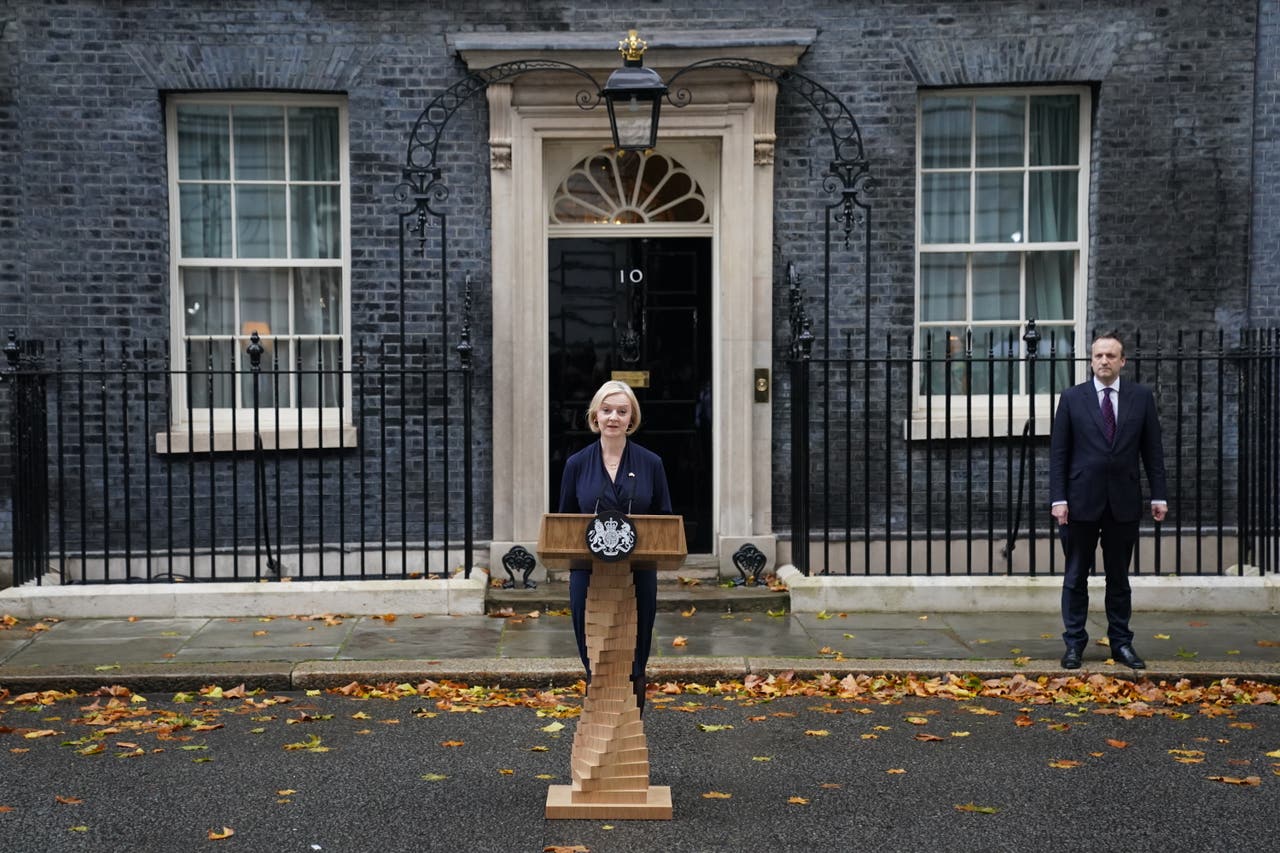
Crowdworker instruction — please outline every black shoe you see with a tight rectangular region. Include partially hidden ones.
[1061,647,1083,669]
[1113,644,1146,670]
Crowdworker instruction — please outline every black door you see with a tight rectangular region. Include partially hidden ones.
[549,237,713,552]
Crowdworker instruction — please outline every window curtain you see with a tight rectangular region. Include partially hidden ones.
[1027,96,1079,392]
[920,98,970,244]
[295,268,342,407]
[1027,96,1078,324]
[290,108,341,259]
[177,106,231,259]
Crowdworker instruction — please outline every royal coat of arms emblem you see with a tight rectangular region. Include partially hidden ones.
[585,510,637,562]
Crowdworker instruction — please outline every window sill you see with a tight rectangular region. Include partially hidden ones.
[902,412,1053,441]
[155,425,359,455]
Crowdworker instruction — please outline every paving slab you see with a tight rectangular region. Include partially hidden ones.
[800,627,974,660]
[186,616,353,648]
[1,638,189,667]
[931,611,1061,637]
[0,634,34,663]
[652,612,820,658]
[915,612,1065,659]
[170,645,343,663]
[38,617,209,641]
[792,611,937,630]
[340,614,503,660]
[497,626,581,659]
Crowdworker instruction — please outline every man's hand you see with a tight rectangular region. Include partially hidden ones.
[1152,503,1168,523]
[1051,504,1069,525]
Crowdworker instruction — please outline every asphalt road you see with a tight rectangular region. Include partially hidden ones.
[1,682,1276,853]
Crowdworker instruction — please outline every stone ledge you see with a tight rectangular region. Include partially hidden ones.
[292,657,584,690]
[776,566,1280,614]
[0,574,490,620]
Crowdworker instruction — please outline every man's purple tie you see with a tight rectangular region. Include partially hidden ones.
[1101,387,1116,443]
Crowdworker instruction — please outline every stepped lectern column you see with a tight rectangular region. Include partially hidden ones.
[545,561,672,818]
[539,513,683,820]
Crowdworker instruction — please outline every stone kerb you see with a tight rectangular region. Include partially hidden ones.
[0,573,490,620]
[777,566,1280,614]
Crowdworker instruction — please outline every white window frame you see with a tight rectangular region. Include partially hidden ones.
[911,85,1091,439]
[160,92,354,453]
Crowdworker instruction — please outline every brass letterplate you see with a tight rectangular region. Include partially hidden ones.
[611,370,650,388]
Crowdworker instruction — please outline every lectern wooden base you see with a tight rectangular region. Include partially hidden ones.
[538,514,685,822]
[545,784,673,820]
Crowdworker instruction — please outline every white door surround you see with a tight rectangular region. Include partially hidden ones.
[450,30,816,574]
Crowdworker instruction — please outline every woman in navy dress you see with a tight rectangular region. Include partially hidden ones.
[558,380,672,712]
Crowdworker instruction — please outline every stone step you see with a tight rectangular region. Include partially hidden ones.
[543,554,724,586]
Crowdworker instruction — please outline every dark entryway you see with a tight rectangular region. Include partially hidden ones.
[549,237,713,552]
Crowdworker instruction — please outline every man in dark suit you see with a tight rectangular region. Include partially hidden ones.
[1049,332,1168,670]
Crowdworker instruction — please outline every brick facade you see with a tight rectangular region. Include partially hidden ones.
[0,0,1273,564]
[1252,0,1280,322]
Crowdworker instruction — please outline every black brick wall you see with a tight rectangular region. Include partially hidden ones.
[1252,0,1280,322]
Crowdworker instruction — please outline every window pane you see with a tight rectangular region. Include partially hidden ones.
[1030,95,1079,166]
[1029,171,1077,242]
[921,173,969,243]
[235,185,287,258]
[658,198,705,222]
[291,185,341,258]
[233,106,285,181]
[921,97,970,168]
[1027,251,1075,321]
[239,269,290,338]
[1032,327,1075,394]
[177,106,229,180]
[969,326,1021,397]
[186,340,235,408]
[295,268,342,336]
[179,185,232,258]
[918,327,969,395]
[242,339,292,409]
[920,253,966,321]
[239,263,289,407]
[972,252,1020,320]
[637,153,670,204]
[183,268,234,336]
[553,197,606,223]
[288,107,340,182]
[975,172,1023,243]
[297,339,341,407]
[240,348,285,412]
[975,96,1023,167]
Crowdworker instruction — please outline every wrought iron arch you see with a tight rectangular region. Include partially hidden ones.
[664,57,874,232]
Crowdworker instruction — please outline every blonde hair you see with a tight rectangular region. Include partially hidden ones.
[587,380,641,435]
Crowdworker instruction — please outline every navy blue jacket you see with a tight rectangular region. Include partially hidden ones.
[558,440,672,515]
[1049,380,1168,523]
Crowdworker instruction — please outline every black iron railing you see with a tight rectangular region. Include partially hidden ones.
[1,327,475,586]
[5,322,1276,584]
[787,325,1280,577]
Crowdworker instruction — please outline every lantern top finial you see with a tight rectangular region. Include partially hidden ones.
[618,30,647,63]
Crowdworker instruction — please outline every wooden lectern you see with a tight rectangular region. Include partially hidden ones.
[538,513,686,820]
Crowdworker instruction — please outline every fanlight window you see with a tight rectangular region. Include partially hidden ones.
[551,150,709,225]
